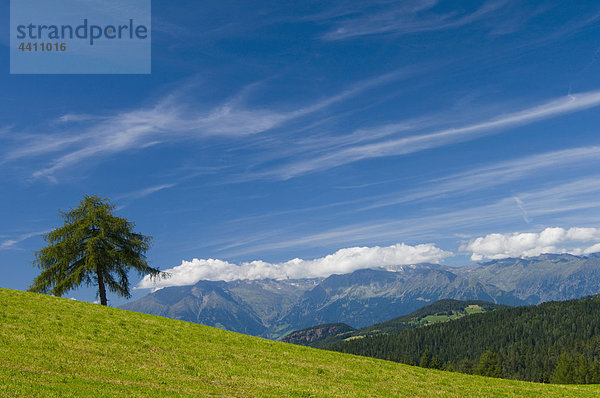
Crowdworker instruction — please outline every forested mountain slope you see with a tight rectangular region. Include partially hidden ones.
[332,295,600,384]
[282,299,506,348]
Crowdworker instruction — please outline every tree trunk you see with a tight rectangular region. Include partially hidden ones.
[97,268,107,306]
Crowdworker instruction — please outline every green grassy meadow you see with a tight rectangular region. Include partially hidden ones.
[1,288,599,397]
[409,305,486,326]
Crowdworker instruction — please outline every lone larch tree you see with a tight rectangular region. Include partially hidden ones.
[30,195,163,305]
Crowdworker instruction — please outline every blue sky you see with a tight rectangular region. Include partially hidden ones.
[2,0,600,305]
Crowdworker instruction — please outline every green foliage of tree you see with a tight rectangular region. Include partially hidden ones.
[550,353,572,384]
[419,349,432,368]
[574,354,589,384]
[475,350,503,378]
[419,349,443,370]
[455,358,474,374]
[552,353,600,384]
[30,195,164,306]
[430,356,443,370]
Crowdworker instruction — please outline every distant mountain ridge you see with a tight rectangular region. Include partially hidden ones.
[123,278,320,338]
[122,253,600,338]
[281,323,356,347]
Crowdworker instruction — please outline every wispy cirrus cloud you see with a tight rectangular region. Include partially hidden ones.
[225,143,593,226]
[0,125,13,136]
[359,145,600,211]
[516,10,600,50]
[513,196,531,224]
[0,69,413,181]
[321,0,509,41]
[53,114,108,124]
[116,183,177,201]
[0,230,48,251]
[214,175,600,257]
[264,90,600,180]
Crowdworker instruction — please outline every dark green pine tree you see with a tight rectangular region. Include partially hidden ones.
[456,357,475,374]
[573,354,589,384]
[588,361,600,384]
[474,350,503,378]
[551,353,574,384]
[30,195,164,306]
[419,349,432,368]
[429,356,443,370]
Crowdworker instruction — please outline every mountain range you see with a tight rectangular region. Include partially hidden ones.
[122,253,600,339]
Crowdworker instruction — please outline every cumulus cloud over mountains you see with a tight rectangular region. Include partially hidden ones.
[465,227,600,261]
[136,227,600,290]
[137,243,452,290]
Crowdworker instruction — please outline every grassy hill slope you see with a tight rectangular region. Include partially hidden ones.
[1,288,599,397]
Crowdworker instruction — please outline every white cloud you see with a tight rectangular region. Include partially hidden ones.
[267,90,600,179]
[359,145,600,211]
[2,70,410,180]
[54,114,105,123]
[0,230,48,251]
[464,227,600,261]
[116,183,177,201]
[0,239,18,250]
[0,125,13,136]
[582,243,600,255]
[215,176,600,258]
[137,242,453,290]
[513,196,530,224]
[321,0,507,41]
